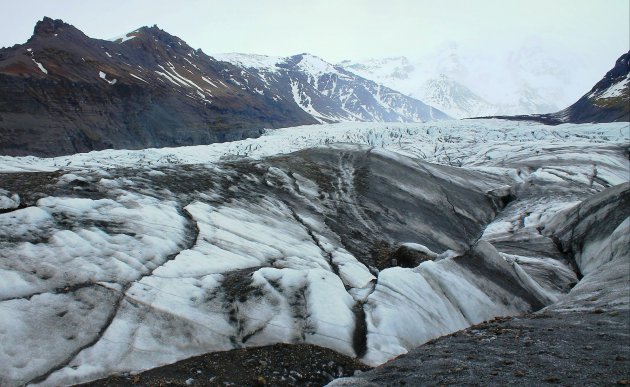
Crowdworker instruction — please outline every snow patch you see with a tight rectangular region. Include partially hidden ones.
[110,31,137,43]
[212,53,281,73]
[99,71,117,85]
[129,73,149,83]
[32,59,47,74]
[0,189,20,210]
[597,74,630,99]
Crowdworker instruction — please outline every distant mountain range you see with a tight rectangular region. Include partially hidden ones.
[483,51,630,124]
[0,18,625,157]
[0,18,448,157]
[338,41,592,119]
[339,56,495,119]
[415,74,496,119]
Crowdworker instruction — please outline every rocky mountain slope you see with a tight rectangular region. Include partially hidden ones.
[213,53,450,123]
[553,50,630,123]
[0,119,627,386]
[0,18,448,158]
[485,51,630,124]
[0,17,322,157]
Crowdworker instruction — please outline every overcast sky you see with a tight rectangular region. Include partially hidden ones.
[2,0,628,71]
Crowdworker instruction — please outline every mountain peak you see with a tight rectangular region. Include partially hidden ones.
[289,53,337,75]
[289,53,326,62]
[589,50,630,94]
[33,17,74,37]
[127,24,191,49]
[136,24,164,36]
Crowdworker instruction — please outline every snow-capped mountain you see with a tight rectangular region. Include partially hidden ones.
[0,17,321,157]
[418,74,496,119]
[339,41,593,118]
[489,51,630,124]
[213,52,450,123]
[339,56,503,118]
[0,18,449,158]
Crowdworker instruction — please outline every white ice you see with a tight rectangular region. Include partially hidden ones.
[0,119,628,386]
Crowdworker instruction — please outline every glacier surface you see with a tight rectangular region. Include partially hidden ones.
[0,119,628,386]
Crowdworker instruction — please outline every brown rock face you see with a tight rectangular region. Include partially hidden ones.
[0,17,317,157]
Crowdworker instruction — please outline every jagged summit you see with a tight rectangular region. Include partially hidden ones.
[555,50,629,123]
[134,24,186,45]
[283,52,339,75]
[419,74,496,118]
[33,16,69,36]
[29,17,88,42]
[108,24,194,52]
[586,51,629,98]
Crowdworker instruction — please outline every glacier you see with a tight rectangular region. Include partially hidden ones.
[0,119,628,386]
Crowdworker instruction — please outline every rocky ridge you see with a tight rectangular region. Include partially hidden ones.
[0,18,449,158]
[0,18,323,157]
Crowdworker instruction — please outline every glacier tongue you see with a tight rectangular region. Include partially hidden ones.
[0,120,628,386]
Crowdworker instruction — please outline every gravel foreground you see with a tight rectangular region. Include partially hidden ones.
[330,309,630,386]
[74,343,370,387]
[75,307,629,387]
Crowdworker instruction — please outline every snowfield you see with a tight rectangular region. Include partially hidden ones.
[0,119,628,386]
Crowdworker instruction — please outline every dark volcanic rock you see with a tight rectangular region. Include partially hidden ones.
[560,51,630,124]
[329,311,630,387]
[0,17,317,157]
[389,244,436,268]
[0,18,450,158]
